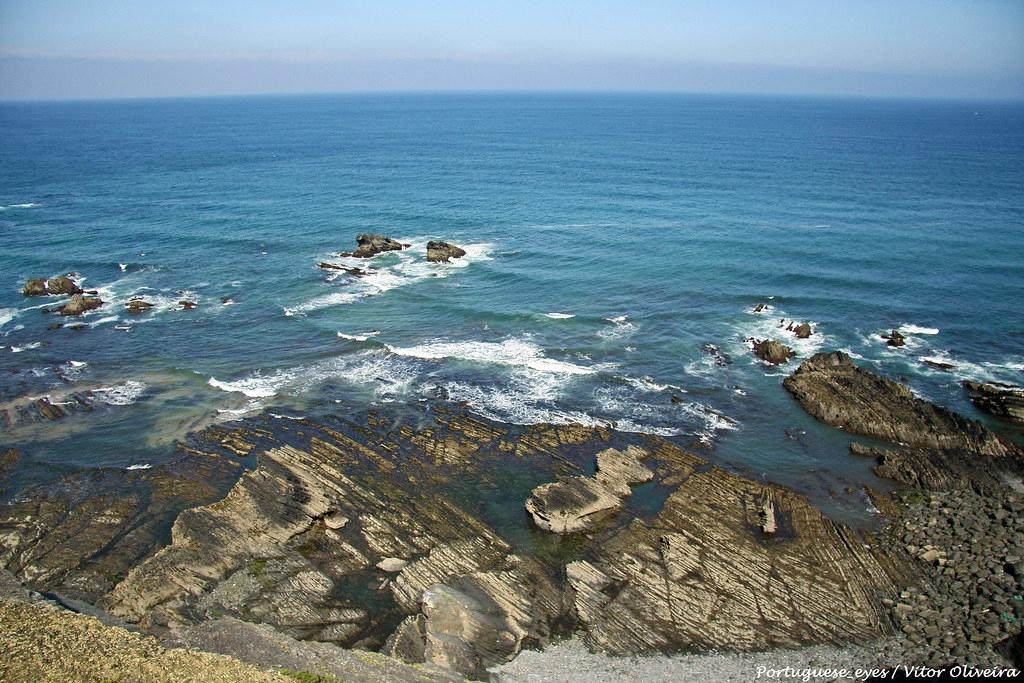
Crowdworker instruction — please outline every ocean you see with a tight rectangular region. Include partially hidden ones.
[1,93,1022,525]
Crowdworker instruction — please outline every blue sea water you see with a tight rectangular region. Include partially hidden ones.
[1,93,1022,524]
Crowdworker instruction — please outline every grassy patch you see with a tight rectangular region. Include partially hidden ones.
[280,669,338,683]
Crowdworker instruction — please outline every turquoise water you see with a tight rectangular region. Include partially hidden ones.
[2,93,1022,523]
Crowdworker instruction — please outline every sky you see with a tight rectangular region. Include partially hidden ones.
[1,0,1022,101]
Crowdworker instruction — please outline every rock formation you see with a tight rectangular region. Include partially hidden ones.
[882,330,906,347]
[318,262,368,275]
[426,241,467,263]
[963,381,1024,423]
[47,275,83,295]
[343,234,405,258]
[126,299,154,314]
[752,339,795,365]
[784,352,1013,456]
[58,294,103,316]
[787,322,813,339]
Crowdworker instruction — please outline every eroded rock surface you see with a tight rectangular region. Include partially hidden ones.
[784,352,1013,456]
[963,381,1024,424]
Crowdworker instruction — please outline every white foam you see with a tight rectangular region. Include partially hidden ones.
[208,374,285,398]
[337,330,381,342]
[89,315,120,328]
[10,342,41,353]
[0,308,16,330]
[125,463,152,470]
[598,316,637,340]
[0,202,40,211]
[287,239,493,316]
[543,312,576,319]
[386,337,594,375]
[899,324,940,335]
[119,263,128,272]
[732,309,826,362]
[92,380,147,405]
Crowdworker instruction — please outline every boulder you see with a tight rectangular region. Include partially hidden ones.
[882,329,905,347]
[783,352,1012,456]
[752,339,795,365]
[22,279,47,296]
[47,275,82,296]
[790,322,813,339]
[963,381,1024,424]
[125,299,154,315]
[349,234,405,258]
[426,241,467,263]
[58,295,103,316]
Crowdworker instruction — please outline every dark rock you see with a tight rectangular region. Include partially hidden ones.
[753,303,769,313]
[125,299,154,315]
[752,339,795,365]
[47,275,82,296]
[790,322,813,339]
[701,343,731,367]
[22,279,48,296]
[883,329,906,347]
[670,395,683,404]
[426,241,467,264]
[783,352,1013,456]
[318,262,368,276]
[349,234,405,259]
[922,359,955,371]
[58,294,103,316]
[178,300,197,310]
[963,381,1024,424]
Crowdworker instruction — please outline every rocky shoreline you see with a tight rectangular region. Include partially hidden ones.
[2,352,1023,680]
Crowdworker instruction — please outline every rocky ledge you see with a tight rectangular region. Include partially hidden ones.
[1,405,915,680]
[963,381,1024,424]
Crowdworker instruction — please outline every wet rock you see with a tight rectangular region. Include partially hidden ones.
[753,303,769,313]
[963,381,1024,424]
[349,234,405,258]
[752,339,795,365]
[58,294,103,316]
[125,299,154,315]
[318,262,368,276]
[783,352,1013,456]
[789,322,813,339]
[525,447,652,534]
[47,275,82,296]
[883,329,906,347]
[701,343,731,367]
[22,279,48,296]
[426,241,467,263]
[922,358,954,371]
[178,300,197,310]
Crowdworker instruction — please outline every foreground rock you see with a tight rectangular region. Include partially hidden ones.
[426,241,467,263]
[963,381,1024,423]
[784,351,1014,456]
[58,294,103,316]
[751,339,795,365]
[525,447,653,534]
[343,234,405,258]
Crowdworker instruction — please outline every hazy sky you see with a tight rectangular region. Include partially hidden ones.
[1,0,1022,100]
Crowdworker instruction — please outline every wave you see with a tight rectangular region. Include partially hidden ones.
[0,202,40,211]
[10,342,41,353]
[386,337,595,375]
[899,324,940,335]
[732,309,826,362]
[0,308,17,330]
[285,239,493,316]
[208,374,284,398]
[92,380,147,405]
[598,315,637,340]
[125,463,152,470]
[543,312,576,319]
[337,331,381,342]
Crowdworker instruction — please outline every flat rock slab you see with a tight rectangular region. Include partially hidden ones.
[526,476,623,534]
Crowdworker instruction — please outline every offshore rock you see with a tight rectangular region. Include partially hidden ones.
[882,329,906,347]
[348,234,405,258]
[126,299,154,314]
[318,262,368,275]
[22,279,48,296]
[47,275,83,295]
[783,352,1012,456]
[752,339,795,365]
[58,294,103,316]
[787,322,813,339]
[963,381,1024,424]
[426,241,467,263]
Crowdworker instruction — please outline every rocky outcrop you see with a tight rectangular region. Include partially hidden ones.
[344,234,405,258]
[786,322,813,339]
[783,352,1013,456]
[179,300,197,310]
[882,330,906,347]
[1,389,98,428]
[22,279,47,296]
[126,299,154,314]
[318,262,368,275]
[58,294,103,316]
[47,275,82,295]
[963,381,1024,423]
[752,339,795,365]
[426,241,467,263]
[525,447,653,534]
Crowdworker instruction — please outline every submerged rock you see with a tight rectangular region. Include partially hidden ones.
[426,241,467,263]
[963,381,1024,424]
[58,294,103,316]
[347,234,405,258]
[752,339,795,365]
[784,352,1013,456]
